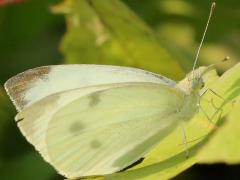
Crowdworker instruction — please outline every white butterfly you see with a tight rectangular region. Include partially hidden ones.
[4,2,217,179]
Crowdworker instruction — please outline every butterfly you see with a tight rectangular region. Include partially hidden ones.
[4,2,217,179]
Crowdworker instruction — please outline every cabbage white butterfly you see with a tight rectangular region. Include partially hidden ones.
[4,2,218,179]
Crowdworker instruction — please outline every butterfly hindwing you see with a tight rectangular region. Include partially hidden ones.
[43,83,184,178]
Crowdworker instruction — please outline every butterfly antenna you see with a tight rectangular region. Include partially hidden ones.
[201,56,230,76]
[192,2,216,78]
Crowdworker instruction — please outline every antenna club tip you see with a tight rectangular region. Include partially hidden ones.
[212,2,216,8]
[223,56,230,61]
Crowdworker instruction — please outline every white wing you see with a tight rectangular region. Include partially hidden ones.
[4,65,176,111]
[15,83,136,163]
[16,82,184,178]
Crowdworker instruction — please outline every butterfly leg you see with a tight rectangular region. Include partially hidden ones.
[180,125,189,158]
[199,105,215,125]
[200,88,225,126]
[200,88,224,100]
[199,97,224,129]
[210,98,223,122]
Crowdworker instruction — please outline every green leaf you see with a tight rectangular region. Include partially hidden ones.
[0,88,12,144]
[0,0,63,84]
[0,87,30,161]
[197,71,240,163]
[197,98,240,163]
[0,88,17,159]
[0,152,58,180]
[52,0,184,79]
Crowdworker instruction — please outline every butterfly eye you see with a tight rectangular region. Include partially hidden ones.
[200,79,205,88]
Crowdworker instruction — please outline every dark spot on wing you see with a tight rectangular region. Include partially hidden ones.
[90,140,102,149]
[69,122,85,134]
[89,91,101,107]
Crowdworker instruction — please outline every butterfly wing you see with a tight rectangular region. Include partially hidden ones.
[4,65,176,111]
[15,83,136,162]
[16,82,184,178]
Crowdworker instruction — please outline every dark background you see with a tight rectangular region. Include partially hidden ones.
[0,0,239,179]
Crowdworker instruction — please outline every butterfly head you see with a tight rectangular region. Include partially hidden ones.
[188,67,207,93]
[190,56,229,93]
[191,75,204,92]
[177,66,213,94]
[190,64,220,93]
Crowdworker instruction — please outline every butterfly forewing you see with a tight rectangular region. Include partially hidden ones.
[5,65,176,111]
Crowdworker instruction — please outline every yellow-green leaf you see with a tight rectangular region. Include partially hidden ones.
[52,0,184,79]
[197,97,240,163]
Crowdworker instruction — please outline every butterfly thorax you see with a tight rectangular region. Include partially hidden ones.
[177,91,200,123]
[176,67,208,122]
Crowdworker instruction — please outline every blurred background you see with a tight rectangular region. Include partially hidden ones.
[0,0,239,179]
